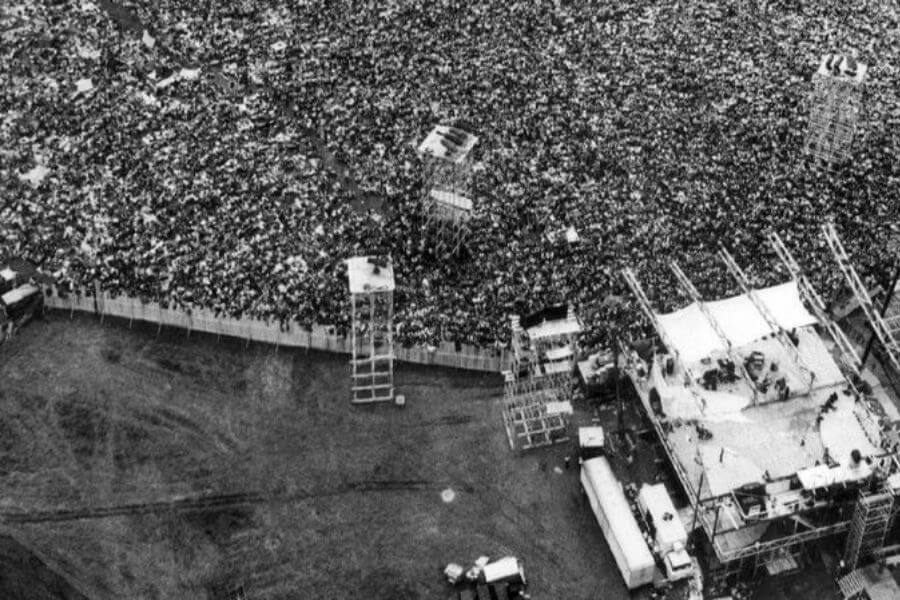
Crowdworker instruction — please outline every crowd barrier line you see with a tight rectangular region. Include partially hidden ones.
[41,286,509,374]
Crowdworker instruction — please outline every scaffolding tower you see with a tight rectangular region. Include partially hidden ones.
[843,488,894,570]
[501,306,581,451]
[510,307,582,394]
[501,372,571,451]
[346,256,395,404]
[718,247,815,394]
[768,230,862,377]
[418,125,478,253]
[804,53,867,164]
[669,261,760,404]
[424,189,473,254]
[822,222,900,375]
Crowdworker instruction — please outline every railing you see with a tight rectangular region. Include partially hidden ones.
[41,286,509,374]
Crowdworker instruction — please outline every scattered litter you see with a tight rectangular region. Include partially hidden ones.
[179,67,201,80]
[155,73,178,89]
[18,165,49,188]
[444,563,465,584]
[135,90,159,106]
[75,78,93,93]
[141,30,155,49]
[313,224,325,236]
[76,43,100,60]
[553,466,564,474]
[270,40,287,52]
[440,488,456,503]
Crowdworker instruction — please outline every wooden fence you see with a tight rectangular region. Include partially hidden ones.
[42,285,509,373]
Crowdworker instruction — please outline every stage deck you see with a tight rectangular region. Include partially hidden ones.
[639,325,883,499]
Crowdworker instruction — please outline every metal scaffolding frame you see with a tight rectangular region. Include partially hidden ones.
[767,230,862,376]
[501,372,571,452]
[822,222,900,376]
[804,55,866,164]
[423,188,472,255]
[347,257,395,404]
[419,125,477,253]
[500,308,580,452]
[621,259,900,583]
[669,261,760,404]
[718,247,815,394]
[843,488,894,570]
[621,267,697,385]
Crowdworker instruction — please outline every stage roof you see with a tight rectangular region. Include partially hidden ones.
[655,281,818,363]
[345,256,395,294]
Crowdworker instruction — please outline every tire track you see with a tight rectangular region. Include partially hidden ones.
[0,479,475,524]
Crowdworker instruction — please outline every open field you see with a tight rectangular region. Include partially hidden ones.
[4,313,895,599]
[0,314,631,600]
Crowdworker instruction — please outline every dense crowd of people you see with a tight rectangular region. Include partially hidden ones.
[3,0,900,351]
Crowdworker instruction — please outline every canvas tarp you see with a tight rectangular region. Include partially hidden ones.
[655,282,817,363]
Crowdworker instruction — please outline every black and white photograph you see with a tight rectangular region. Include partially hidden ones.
[3,1,900,599]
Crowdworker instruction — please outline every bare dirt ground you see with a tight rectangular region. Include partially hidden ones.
[0,314,631,600]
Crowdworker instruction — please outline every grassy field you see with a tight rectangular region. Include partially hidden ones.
[0,313,632,600]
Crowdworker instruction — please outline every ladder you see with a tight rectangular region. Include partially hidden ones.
[843,489,894,570]
[669,261,759,404]
[718,247,815,394]
[767,231,861,376]
[823,222,900,375]
[350,288,394,403]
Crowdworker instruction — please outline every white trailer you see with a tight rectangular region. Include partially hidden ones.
[581,457,656,589]
[637,483,694,582]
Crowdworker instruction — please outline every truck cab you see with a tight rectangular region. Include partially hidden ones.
[1,283,43,339]
[662,542,693,581]
[636,483,695,583]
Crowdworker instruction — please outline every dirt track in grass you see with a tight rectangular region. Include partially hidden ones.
[0,313,630,600]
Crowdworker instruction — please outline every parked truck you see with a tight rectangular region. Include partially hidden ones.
[636,483,694,582]
[0,283,43,341]
[580,455,656,589]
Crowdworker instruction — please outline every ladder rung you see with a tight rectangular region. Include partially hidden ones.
[352,371,392,378]
[351,356,394,364]
[352,384,394,392]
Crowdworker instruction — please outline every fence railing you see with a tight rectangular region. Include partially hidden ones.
[41,286,509,373]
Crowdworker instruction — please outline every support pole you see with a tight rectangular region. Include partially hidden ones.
[711,504,721,541]
[690,471,706,547]
[862,264,900,368]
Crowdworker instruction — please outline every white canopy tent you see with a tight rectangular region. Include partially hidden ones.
[655,282,818,363]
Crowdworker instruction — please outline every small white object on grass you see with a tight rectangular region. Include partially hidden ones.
[440,488,456,503]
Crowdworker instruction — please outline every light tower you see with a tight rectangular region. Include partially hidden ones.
[804,53,867,164]
[418,125,478,254]
[346,256,395,404]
